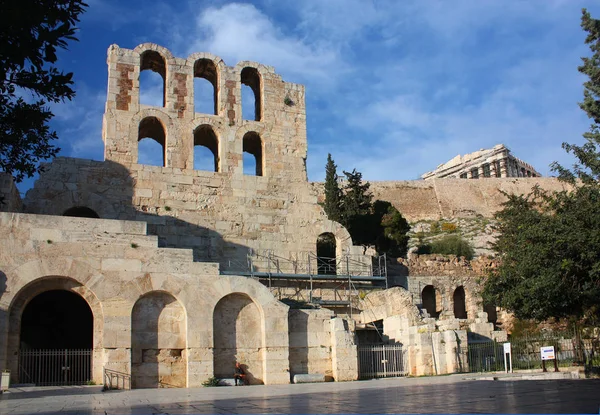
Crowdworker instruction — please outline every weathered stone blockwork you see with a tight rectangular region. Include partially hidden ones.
[0,44,518,386]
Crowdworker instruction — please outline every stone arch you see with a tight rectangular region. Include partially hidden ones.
[317,232,336,275]
[360,287,421,325]
[421,285,440,319]
[131,290,187,388]
[6,276,104,383]
[63,206,100,218]
[453,286,467,319]
[139,50,166,107]
[240,66,262,121]
[138,116,166,166]
[130,109,174,167]
[213,292,264,384]
[193,58,218,115]
[134,44,175,108]
[313,219,354,258]
[193,124,219,172]
[242,131,263,176]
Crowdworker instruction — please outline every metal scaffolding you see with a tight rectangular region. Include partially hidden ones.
[221,250,388,313]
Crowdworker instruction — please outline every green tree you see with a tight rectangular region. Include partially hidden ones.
[372,200,411,257]
[0,0,88,182]
[323,154,342,223]
[483,9,600,323]
[340,169,373,246]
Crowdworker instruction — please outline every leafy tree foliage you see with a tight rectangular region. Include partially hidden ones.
[483,9,600,323]
[321,156,410,257]
[373,200,411,257]
[323,154,342,223]
[483,187,600,321]
[0,0,87,182]
[340,169,373,246]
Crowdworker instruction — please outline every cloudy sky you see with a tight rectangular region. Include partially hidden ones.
[20,0,600,192]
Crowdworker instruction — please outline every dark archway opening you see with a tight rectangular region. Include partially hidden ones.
[484,303,498,325]
[194,124,219,172]
[20,290,93,349]
[453,286,467,319]
[194,58,218,115]
[63,207,100,219]
[241,67,261,121]
[140,50,166,107]
[243,132,263,176]
[138,116,166,166]
[421,285,439,319]
[317,232,336,275]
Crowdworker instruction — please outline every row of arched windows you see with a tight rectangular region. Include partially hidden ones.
[421,284,498,323]
[137,116,263,176]
[139,51,262,121]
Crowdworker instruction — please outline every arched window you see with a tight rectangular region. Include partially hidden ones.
[317,232,336,275]
[63,207,100,219]
[138,116,166,166]
[453,286,467,319]
[241,67,261,121]
[243,132,263,176]
[140,50,166,107]
[194,59,218,115]
[193,125,219,172]
[421,285,439,318]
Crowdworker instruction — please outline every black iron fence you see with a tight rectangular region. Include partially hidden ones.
[467,332,600,373]
[18,349,92,386]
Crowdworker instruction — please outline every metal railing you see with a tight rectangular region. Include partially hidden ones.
[18,349,92,386]
[103,368,131,390]
[222,250,387,281]
[467,334,600,373]
[358,344,406,379]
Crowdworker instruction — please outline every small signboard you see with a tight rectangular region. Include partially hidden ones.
[540,346,555,361]
[503,342,513,373]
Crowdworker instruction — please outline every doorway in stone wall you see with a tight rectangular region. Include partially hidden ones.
[213,293,264,384]
[131,291,187,388]
[18,290,93,386]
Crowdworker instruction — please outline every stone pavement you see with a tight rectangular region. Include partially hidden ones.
[1,374,600,414]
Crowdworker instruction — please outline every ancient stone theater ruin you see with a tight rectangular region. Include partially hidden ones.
[0,43,560,388]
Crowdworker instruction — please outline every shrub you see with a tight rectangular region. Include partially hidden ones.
[429,235,474,259]
[430,222,440,233]
[202,377,220,387]
[441,222,457,232]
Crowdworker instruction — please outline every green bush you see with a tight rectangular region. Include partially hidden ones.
[202,377,221,387]
[429,235,474,259]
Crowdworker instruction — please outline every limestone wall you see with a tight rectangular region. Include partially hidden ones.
[0,212,290,386]
[288,308,334,379]
[22,157,359,270]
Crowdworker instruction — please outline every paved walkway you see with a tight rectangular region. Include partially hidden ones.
[1,374,599,414]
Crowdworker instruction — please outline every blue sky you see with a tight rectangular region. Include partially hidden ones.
[19,0,600,192]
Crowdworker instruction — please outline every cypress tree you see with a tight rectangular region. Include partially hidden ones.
[323,154,342,222]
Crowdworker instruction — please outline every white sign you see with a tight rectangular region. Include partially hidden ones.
[540,346,555,361]
[503,343,513,373]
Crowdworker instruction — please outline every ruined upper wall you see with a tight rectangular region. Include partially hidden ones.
[103,43,308,181]
[368,177,569,221]
[312,177,569,222]
[0,173,22,213]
